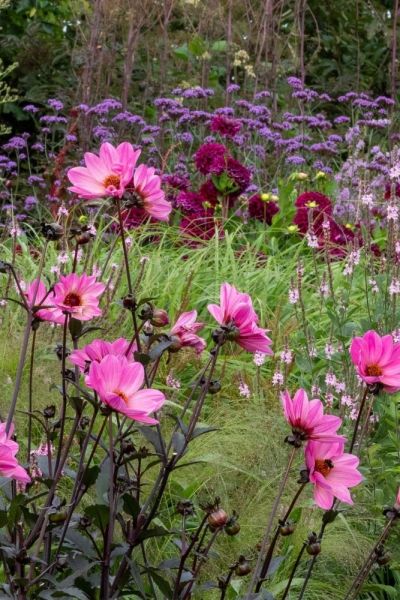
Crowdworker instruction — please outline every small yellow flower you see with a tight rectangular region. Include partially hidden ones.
[296,172,308,181]
[315,170,327,180]
[345,223,355,230]
[260,192,271,201]
[78,215,88,225]
[270,194,279,202]
[288,225,299,233]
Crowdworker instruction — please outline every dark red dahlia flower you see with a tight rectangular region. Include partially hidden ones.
[248,194,279,225]
[293,191,333,235]
[209,115,242,138]
[194,143,229,175]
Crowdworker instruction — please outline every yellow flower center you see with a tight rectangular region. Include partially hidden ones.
[366,364,382,376]
[114,389,129,404]
[305,201,318,208]
[315,459,334,477]
[103,174,121,189]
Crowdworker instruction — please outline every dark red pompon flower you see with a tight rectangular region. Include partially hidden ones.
[293,191,332,235]
[209,115,242,138]
[248,194,279,225]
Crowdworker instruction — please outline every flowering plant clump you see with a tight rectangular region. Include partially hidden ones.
[1,76,400,599]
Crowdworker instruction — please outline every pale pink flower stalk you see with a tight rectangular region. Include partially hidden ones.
[306,441,363,509]
[281,389,345,444]
[170,310,206,354]
[350,330,400,392]
[129,164,172,221]
[0,423,30,483]
[86,355,165,423]
[69,338,136,373]
[207,282,273,354]
[23,278,64,324]
[67,142,141,199]
[53,273,105,321]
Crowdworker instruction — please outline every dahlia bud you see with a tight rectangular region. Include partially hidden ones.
[235,556,252,576]
[375,545,391,566]
[306,532,321,556]
[76,231,92,245]
[122,294,136,310]
[208,380,221,394]
[41,222,64,241]
[208,508,229,530]
[168,335,183,353]
[225,514,240,536]
[150,309,169,327]
[279,521,295,536]
[43,405,56,419]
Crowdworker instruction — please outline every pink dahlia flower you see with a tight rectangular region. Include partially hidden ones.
[24,278,64,324]
[69,337,135,373]
[127,164,172,222]
[207,282,273,354]
[281,388,344,444]
[350,330,400,392]
[306,440,363,509]
[67,142,141,199]
[170,310,206,354]
[86,354,165,423]
[0,423,30,483]
[53,273,105,322]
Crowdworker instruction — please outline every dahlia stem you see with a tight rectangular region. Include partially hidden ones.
[256,482,307,590]
[6,312,33,434]
[281,541,307,600]
[55,314,70,471]
[27,329,37,462]
[297,519,329,600]
[343,517,395,600]
[115,197,133,294]
[349,387,369,453]
[246,446,298,597]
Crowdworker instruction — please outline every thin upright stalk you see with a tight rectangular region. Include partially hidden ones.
[27,329,37,462]
[246,446,298,596]
[6,312,33,434]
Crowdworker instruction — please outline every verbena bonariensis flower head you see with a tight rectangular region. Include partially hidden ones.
[53,273,105,321]
[128,164,172,221]
[207,282,273,354]
[86,354,165,423]
[69,338,135,373]
[67,142,141,199]
[0,423,30,483]
[281,389,344,446]
[248,194,280,225]
[293,191,333,235]
[306,440,363,509]
[24,278,64,324]
[170,310,206,354]
[350,330,400,392]
[194,143,229,175]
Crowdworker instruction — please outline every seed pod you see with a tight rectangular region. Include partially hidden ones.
[43,405,56,419]
[176,500,194,516]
